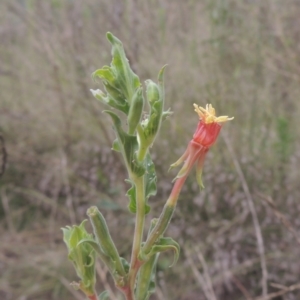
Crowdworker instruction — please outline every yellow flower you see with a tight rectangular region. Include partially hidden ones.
[170,104,234,188]
[193,103,234,124]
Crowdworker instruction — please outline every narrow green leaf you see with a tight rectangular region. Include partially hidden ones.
[144,153,157,201]
[162,108,173,122]
[141,237,180,267]
[92,67,115,83]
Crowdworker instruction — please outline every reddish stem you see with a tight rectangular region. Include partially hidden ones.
[167,176,187,206]
[118,285,134,300]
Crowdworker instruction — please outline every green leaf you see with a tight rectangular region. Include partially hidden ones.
[112,139,121,152]
[162,108,173,122]
[126,154,156,214]
[126,109,157,213]
[93,66,115,83]
[104,110,145,177]
[120,257,130,273]
[92,67,127,107]
[144,153,157,201]
[77,238,103,257]
[99,290,109,300]
[141,237,180,267]
[90,89,129,114]
[126,180,150,214]
[126,181,136,214]
[106,32,140,103]
[91,33,142,114]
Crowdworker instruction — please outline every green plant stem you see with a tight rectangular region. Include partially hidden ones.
[143,176,187,254]
[127,175,146,299]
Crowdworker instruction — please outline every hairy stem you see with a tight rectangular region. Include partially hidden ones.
[127,175,146,298]
[143,176,187,254]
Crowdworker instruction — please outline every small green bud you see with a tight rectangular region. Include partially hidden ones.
[143,79,163,147]
[127,87,144,134]
[145,80,160,104]
[87,206,126,279]
[62,220,96,296]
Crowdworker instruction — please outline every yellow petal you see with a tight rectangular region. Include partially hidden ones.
[193,103,234,124]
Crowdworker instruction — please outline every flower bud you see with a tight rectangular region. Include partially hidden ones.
[170,104,233,187]
[127,87,144,134]
[145,80,160,104]
[193,121,221,148]
[143,80,163,146]
[87,206,126,280]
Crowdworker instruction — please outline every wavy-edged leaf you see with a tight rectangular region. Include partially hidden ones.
[144,153,157,201]
[106,32,140,103]
[78,238,117,280]
[126,180,150,214]
[142,237,180,267]
[92,66,128,108]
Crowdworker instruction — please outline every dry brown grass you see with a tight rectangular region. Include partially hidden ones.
[1,0,300,299]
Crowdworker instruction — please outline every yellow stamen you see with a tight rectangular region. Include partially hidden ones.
[193,103,234,124]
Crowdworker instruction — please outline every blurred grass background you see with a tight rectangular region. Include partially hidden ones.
[1,0,300,299]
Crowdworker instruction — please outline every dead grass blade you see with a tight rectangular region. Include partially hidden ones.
[253,282,300,300]
[257,192,300,246]
[222,132,268,297]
